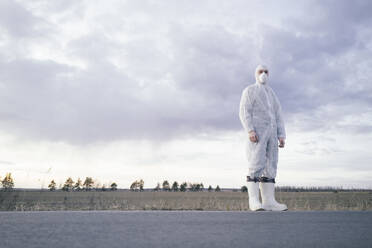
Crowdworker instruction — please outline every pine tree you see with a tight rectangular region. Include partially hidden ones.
[180,182,187,192]
[138,179,144,191]
[200,183,204,191]
[241,185,248,192]
[1,173,14,191]
[110,182,117,191]
[162,180,170,191]
[171,181,179,191]
[215,185,221,192]
[48,180,56,191]
[83,177,94,191]
[130,180,139,191]
[73,178,83,191]
[62,177,74,191]
[208,185,213,192]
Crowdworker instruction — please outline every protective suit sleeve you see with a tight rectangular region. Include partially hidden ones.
[272,91,286,139]
[239,88,255,133]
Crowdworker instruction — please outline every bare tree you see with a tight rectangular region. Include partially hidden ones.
[154,182,161,191]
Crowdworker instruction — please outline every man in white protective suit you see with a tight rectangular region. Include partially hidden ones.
[239,64,288,211]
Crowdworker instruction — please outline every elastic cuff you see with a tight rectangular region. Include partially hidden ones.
[247,176,260,182]
[259,177,275,183]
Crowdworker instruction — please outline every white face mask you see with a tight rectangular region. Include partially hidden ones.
[258,72,268,83]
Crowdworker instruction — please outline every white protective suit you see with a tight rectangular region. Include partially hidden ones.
[239,64,286,180]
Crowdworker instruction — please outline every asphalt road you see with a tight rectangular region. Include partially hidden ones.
[1,210,371,248]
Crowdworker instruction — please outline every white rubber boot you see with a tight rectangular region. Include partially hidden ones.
[259,182,288,211]
[247,181,264,211]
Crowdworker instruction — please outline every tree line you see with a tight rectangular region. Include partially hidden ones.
[1,172,370,192]
[48,177,118,191]
[51,178,223,192]
[1,173,229,192]
[132,179,222,192]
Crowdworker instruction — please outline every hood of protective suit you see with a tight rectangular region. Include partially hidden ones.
[255,64,269,84]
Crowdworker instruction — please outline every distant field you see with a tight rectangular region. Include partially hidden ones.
[1,191,371,211]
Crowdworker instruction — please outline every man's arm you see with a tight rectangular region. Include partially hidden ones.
[272,90,286,139]
[239,88,255,134]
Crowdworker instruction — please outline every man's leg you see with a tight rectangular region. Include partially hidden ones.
[246,128,270,179]
[245,128,269,211]
[259,132,288,211]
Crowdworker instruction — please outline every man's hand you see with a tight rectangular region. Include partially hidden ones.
[249,131,258,143]
[278,138,285,148]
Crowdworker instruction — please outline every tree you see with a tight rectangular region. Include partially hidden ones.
[180,182,187,192]
[1,173,14,191]
[130,179,144,191]
[208,185,213,192]
[190,183,196,191]
[154,182,161,191]
[162,180,170,191]
[101,184,107,191]
[215,185,221,192]
[130,181,136,191]
[130,180,139,191]
[171,181,179,191]
[110,182,117,191]
[241,185,248,192]
[62,177,74,191]
[48,180,57,191]
[188,182,204,191]
[138,179,144,191]
[73,178,83,191]
[83,177,94,191]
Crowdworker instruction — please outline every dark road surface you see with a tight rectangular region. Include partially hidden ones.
[1,210,371,248]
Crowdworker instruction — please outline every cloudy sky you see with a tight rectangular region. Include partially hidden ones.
[0,0,371,189]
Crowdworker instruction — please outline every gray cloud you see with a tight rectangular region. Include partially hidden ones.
[0,0,52,38]
[0,0,371,145]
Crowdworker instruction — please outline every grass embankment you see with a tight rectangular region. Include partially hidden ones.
[0,191,371,211]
